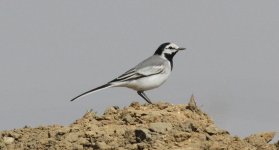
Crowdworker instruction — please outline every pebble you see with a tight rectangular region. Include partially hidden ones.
[123,114,135,124]
[135,129,151,142]
[3,137,14,145]
[149,122,172,133]
[96,141,110,149]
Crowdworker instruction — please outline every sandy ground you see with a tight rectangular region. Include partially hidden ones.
[0,96,278,150]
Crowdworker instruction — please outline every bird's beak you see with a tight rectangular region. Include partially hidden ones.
[177,47,186,51]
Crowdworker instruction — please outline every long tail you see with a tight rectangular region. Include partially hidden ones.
[70,83,112,102]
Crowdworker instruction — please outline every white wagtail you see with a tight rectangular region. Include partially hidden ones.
[70,42,185,104]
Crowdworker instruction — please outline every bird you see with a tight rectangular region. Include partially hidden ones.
[70,42,185,104]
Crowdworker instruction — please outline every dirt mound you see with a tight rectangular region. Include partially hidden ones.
[0,96,278,150]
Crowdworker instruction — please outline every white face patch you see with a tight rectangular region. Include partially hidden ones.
[162,49,175,54]
[162,43,180,55]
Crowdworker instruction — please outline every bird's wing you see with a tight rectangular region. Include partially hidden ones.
[136,65,164,76]
[109,65,164,83]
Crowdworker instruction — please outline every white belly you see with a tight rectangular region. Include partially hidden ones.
[124,71,171,91]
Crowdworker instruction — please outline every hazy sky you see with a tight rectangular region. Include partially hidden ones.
[0,1,278,140]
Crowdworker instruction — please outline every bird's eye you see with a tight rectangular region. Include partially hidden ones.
[169,47,173,49]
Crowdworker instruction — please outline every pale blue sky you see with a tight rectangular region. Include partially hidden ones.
[0,1,278,140]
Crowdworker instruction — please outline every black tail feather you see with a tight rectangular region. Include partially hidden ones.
[70,83,111,102]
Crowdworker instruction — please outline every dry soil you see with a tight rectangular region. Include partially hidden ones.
[0,96,278,150]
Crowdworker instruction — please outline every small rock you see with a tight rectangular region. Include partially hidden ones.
[113,106,120,110]
[78,138,89,145]
[73,111,96,124]
[135,129,151,142]
[104,106,118,115]
[149,122,172,133]
[180,121,198,132]
[96,141,110,149]
[9,132,21,139]
[3,137,14,145]
[23,125,31,128]
[130,102,141,110]
[83,111,95,120]
[73,143,83,150]
[186,94,199,112]
[123,114,135,124]
[205,125,219,135]
[156,102,169,110]
[55,130,67,141]
[189,94,197,107]
[173,131,191,142]
[65,132,79,142]
[205,124,228,135]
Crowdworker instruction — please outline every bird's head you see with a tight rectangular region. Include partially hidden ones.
[154,42,185,61]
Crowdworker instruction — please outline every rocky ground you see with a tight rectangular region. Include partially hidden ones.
[0,96,278,150]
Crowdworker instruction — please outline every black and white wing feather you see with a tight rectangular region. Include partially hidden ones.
[109,55,167,83]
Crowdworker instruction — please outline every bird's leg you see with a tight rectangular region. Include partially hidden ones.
[137,91,153,104]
